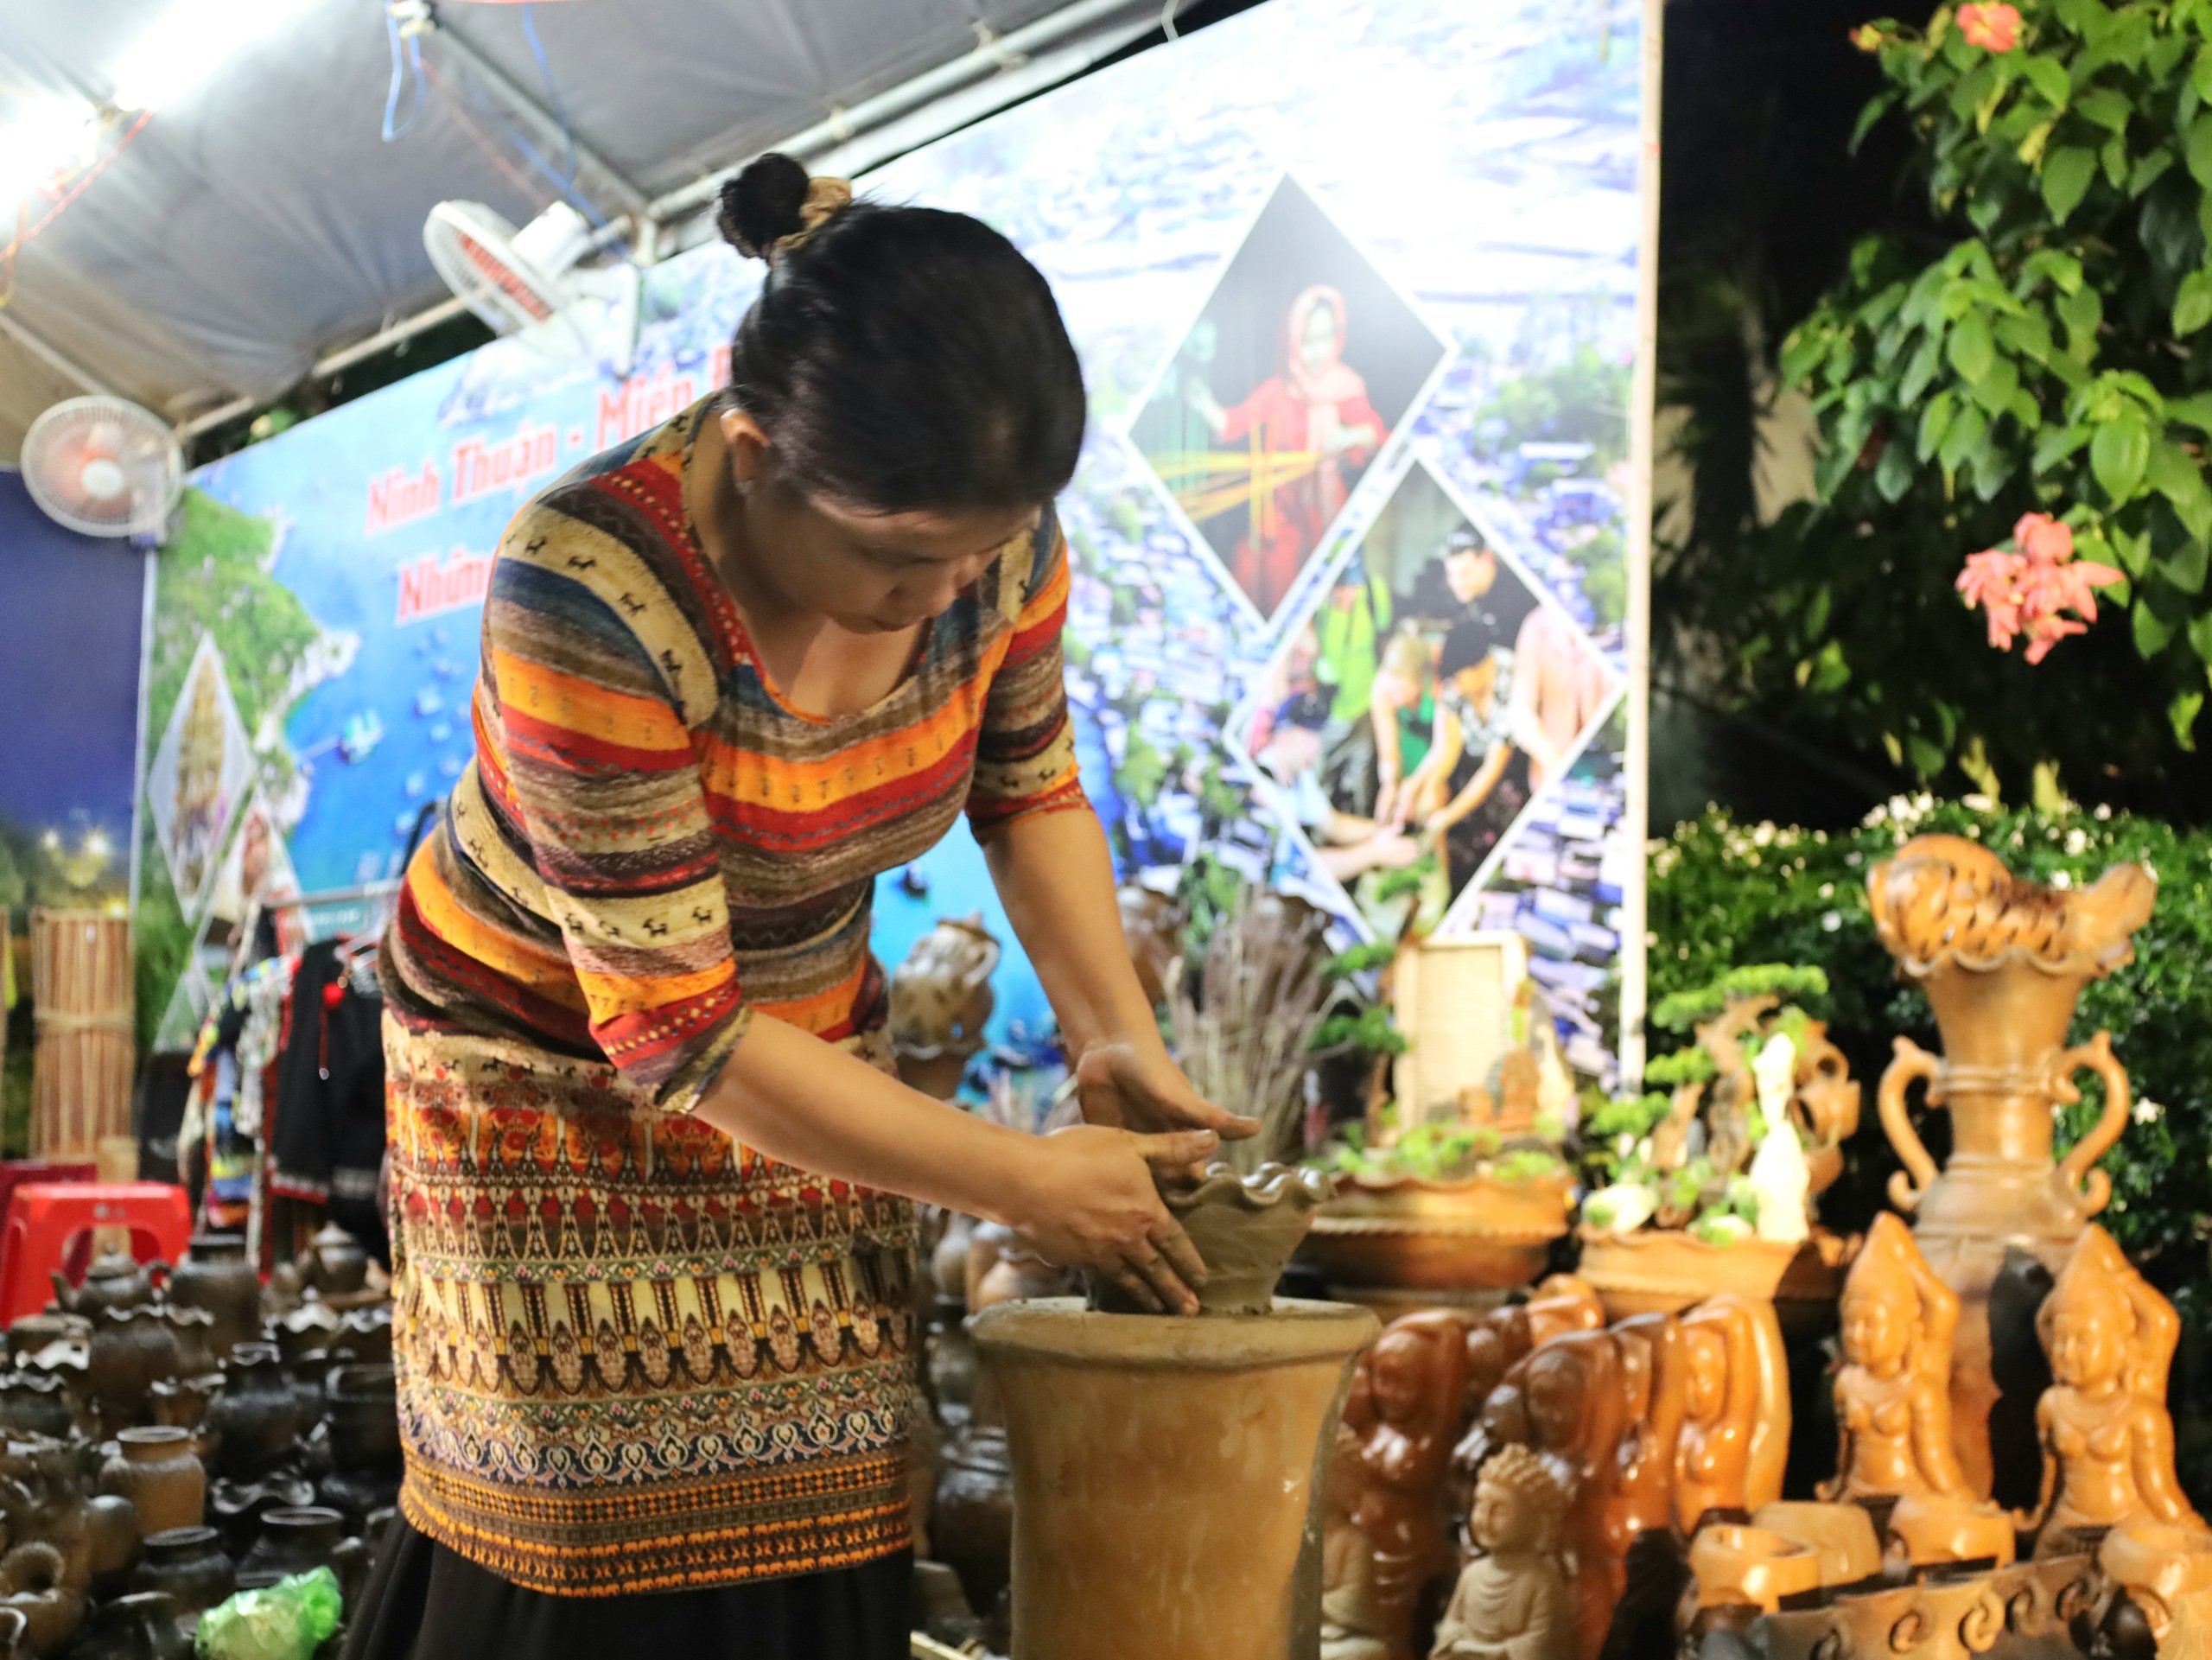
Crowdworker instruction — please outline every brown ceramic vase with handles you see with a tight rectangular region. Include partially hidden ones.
[1867,835,2152,1500]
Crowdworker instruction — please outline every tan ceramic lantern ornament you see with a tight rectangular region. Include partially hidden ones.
[1867,833,2154,1497]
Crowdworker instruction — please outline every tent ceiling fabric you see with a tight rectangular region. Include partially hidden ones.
[0,0,1075,453]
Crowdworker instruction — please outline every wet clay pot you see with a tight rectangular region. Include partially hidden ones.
[130,1528,233,1628]
[236,1506,363,1594]
[50,1255,160,1320]
[1091,1163,1332,1316]
[296,1225,370,1298]
[323,1364,400,1477]
[100,1428,204,1536]
[204,1344,301,1479]
[1869,836,2154,1498]
[974,1296,1378,1660]
[0,1377,72,1443]
[86,1308,180,1422]
[162,1237,262,1364]
[73,1591,188,1660]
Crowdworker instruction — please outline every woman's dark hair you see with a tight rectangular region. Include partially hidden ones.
[717,153,1087,514]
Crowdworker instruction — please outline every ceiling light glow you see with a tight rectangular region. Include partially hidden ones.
[0,99,99,204]
[110,0,321,112]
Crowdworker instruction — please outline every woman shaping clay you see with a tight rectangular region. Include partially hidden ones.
[348,155,1253,1660]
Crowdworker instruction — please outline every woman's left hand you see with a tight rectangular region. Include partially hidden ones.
[1073,1039,1261,1160]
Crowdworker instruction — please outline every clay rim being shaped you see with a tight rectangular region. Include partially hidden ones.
[1162,1161,1334,1217]
[972,1295,1379,1368]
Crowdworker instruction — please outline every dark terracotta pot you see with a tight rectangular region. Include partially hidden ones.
[100,1428,204,1536]
[207,1475,316,1559]
[236,1506,362,1594]
[83,1493,140,1600]
[71,1591,188,1660]
[50,1254,160,1320]
[931,1424,1014,1619]
[163,1237,263,1365]
[130,1528,234,1626]
[271,1304,340,1368]
[328,1307,393,1366]
[204,1344,301,1479]
[4,1316,86,1358]
[156,1308,217,1382]
[147,1374,221,1452]
[86,1307,181,1422]
[296,1226,369,1298]
[0,1377,71,1442]
[322,1364,399,1478]
[0,1606,24,1660]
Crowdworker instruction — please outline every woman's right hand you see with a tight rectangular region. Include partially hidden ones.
[1001,1123,1217,1315]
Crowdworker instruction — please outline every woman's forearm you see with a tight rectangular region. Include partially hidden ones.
[983,807,1160,1059]
[693,1014,1037,1221]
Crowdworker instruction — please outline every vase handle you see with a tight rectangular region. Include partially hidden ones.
[2053,1030,2128,1218]
[1878,1037,1942,1213]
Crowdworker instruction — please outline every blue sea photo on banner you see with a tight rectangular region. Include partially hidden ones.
[138,0,1652,1094]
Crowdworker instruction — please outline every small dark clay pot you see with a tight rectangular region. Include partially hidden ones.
[50,1254,159,1320]
[296,1225,369,1298]
[71,1591,188,1660]
[0,1377,71,1443]
[323,1364,400,1477]
[84,1492,141,1600]
[100,1428,204,1536]
[162,1237,263,1364]
[86,1308,181,1422]
[207,1475,316,1559]
[204,1344,300,1479]
[130,1528,234,1626]
[236,1506,362,1594]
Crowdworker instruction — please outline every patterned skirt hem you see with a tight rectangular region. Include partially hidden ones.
[397,1451,912,1596]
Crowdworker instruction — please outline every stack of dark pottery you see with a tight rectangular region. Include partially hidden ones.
[0,1229,395,1657]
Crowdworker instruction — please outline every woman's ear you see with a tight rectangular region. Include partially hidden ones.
[720,406,771,486]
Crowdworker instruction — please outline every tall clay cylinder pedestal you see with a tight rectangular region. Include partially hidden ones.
[974,1296,1378,1660]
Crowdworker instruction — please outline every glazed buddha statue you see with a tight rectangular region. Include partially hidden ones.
[1821,1213,1973,1506]
[1323,1313,1469,1660]
[1431,1443,1575,1660]
[2020,1226,2206,1558]
[1672,1293,1789,1534]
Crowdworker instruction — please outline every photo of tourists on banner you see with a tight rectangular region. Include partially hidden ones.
[1132,175,1446,621]
[1242,461,1611,930]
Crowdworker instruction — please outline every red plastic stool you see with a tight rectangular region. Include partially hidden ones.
[0,1163,98,1283]
[0,1183,193,1326]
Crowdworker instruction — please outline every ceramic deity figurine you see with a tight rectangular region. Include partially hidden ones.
[1821,1212,1972,1504]
[1321,1313,1468,1660]
[2019,1226,2206,1558]
[1671,1294,1789,1533]
[1430,1444,1576,1660]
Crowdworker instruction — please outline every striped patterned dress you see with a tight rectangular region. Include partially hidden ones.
[378,398,1084,1594]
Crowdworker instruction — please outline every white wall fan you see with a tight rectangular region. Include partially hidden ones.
[20,396,184,540]
[424,200,639,375]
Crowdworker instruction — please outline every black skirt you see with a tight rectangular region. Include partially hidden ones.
[340,1513,913,1660]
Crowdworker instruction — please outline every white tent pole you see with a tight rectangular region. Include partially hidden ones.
[0,310,124,398]
[423,8,652,219]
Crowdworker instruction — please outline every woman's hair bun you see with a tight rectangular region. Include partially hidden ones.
[718,154,813,260]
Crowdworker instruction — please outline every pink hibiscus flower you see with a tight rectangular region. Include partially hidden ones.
[1958,2,2023,50]
[1955,512,2120,664]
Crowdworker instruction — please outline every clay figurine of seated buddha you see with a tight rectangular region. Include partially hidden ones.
[2019,1226,2207,1559]
[1431,1442,1575,1660]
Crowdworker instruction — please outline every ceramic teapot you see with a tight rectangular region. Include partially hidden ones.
[162,1237,262,1364]
[49,1255,161,1320]
[293,1225,370,1298]
[889,916,1001,1098]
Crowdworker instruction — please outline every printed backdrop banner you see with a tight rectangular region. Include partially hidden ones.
[142,0,1654,1090]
